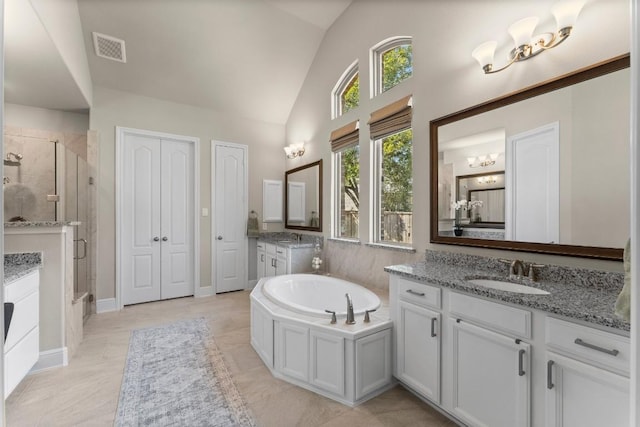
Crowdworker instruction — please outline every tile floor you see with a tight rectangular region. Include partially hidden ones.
[6,292,457,426]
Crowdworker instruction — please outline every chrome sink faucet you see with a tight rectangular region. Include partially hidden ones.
[345,293,355,325]
[510,260,528,278]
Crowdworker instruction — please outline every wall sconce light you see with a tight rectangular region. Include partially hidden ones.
[467,153,499,168]
[472,1,584,74]
[477,176,498,185]
[284,142,305,159]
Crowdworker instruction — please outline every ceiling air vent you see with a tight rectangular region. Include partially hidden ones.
[92,32,127,63]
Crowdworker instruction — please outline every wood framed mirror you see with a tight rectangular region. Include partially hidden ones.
[285,159,322,231]
[430,54,630,260]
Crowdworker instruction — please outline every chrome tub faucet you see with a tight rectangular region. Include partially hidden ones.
[345,293,355,325]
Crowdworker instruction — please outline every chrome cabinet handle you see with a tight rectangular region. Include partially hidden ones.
[261,254,265,262]
[153,237,160,242]
[547,360,555,389]
[430,317,437,337]
[162,236,168,242]
[574,338,619,356]
[406,289,425,297]
[74,238,87,260]
[518,349,526,376]
[217,236,223,240]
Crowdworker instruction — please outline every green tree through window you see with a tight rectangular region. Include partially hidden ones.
[341,73,359,114]
[382,44,412,92]
[379,129,412,243]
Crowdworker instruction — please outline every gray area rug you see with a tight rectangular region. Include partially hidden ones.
[115,318,255,426]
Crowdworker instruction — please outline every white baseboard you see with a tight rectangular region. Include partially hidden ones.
[30,347,68,373]
[195,286,214,298]
[97,298,117,313]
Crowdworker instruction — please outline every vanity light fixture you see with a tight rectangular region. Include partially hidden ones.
[284,142,306,159]
[477,176,498,185]
[467,153,499,168]
[471,1,584,74]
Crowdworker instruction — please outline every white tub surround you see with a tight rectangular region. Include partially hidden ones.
[4,223,84,369]
[251,275,393,406]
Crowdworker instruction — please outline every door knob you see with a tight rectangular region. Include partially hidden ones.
[217,236,223,240]
[162,237,168,241]
[153,237,160,242]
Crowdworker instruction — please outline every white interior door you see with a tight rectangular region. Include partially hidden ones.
[121,133,162,305]
[506,122,560,243]
[119,128,197,306]
[160,139,194,299]
[214,142,247,293]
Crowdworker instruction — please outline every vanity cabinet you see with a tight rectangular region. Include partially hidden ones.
[451,320,530,427]
[393,276,442,404]
[545,317,630,427]
[4,270,40,397]
[257,241,314,279]
[389,274,630,427]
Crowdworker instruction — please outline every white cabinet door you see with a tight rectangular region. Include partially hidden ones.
[256,246,266,281]
[451,320,530,427]
[397,300,440,403]
[250,303,273,367]
[265,253,277,277]
[278,323,309,382]
[355,329,392,400]
[310,330,345,397]
[546,352,629,427]
[275,247,288,276]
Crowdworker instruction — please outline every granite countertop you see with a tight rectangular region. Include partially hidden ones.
[385,254,628,333]
[4,252,43,284]
[257,233,320,249]
[5,221,81,228]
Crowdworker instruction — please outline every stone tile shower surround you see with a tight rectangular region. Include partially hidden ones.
[3,126,87,222]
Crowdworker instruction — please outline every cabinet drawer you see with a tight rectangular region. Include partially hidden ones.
[5,326,39,397]
[257,242,265,251]
[5,290,39,351]
[265,243,276,255]
[449,292,531,339]
[546,317,630,375]
[5,270,39,302]
[397,278,441,310]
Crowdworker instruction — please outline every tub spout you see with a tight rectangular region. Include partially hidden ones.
[345,293,355,325]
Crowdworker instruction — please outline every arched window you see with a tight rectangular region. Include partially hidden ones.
[332,61,359,119]
[371,37,413,96]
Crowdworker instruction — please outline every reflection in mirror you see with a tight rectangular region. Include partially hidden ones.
[285,160,322,231]
[430,55,629,260]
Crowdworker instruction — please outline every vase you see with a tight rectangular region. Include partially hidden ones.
[453,228,463,237]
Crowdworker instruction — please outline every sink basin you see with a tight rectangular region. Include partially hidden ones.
[467,279,550,295]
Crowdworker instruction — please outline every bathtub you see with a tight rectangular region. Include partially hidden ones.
[250,274,393,406]
[262,274,380,317]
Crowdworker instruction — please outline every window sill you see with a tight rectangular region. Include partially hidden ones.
[328,238,361,246]
[365,242,416,253]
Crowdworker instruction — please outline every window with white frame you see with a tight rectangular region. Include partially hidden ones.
[370,96,413,245]
[330,120,359,239]
[371,37,413,96]
[332,62,359,119]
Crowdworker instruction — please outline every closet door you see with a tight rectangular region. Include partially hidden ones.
[121,133,162,305]
[160,139,194,299]
[119,128,196,306]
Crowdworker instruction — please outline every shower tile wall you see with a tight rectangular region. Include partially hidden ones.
[3,126,87,222]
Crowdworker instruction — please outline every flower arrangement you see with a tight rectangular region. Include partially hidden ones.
[452,199,483,235]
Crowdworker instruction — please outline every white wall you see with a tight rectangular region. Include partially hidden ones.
[5,103,89,134]
[285,0,630,288]
[90,86,286,300]
[28,0,93,106]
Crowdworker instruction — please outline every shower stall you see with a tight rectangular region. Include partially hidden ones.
[3,136,92,320]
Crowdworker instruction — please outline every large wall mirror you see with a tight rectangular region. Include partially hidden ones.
[430,54,629,260]
[285,159,322,231]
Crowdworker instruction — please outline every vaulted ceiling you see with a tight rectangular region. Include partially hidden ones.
[5,0,352,124]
